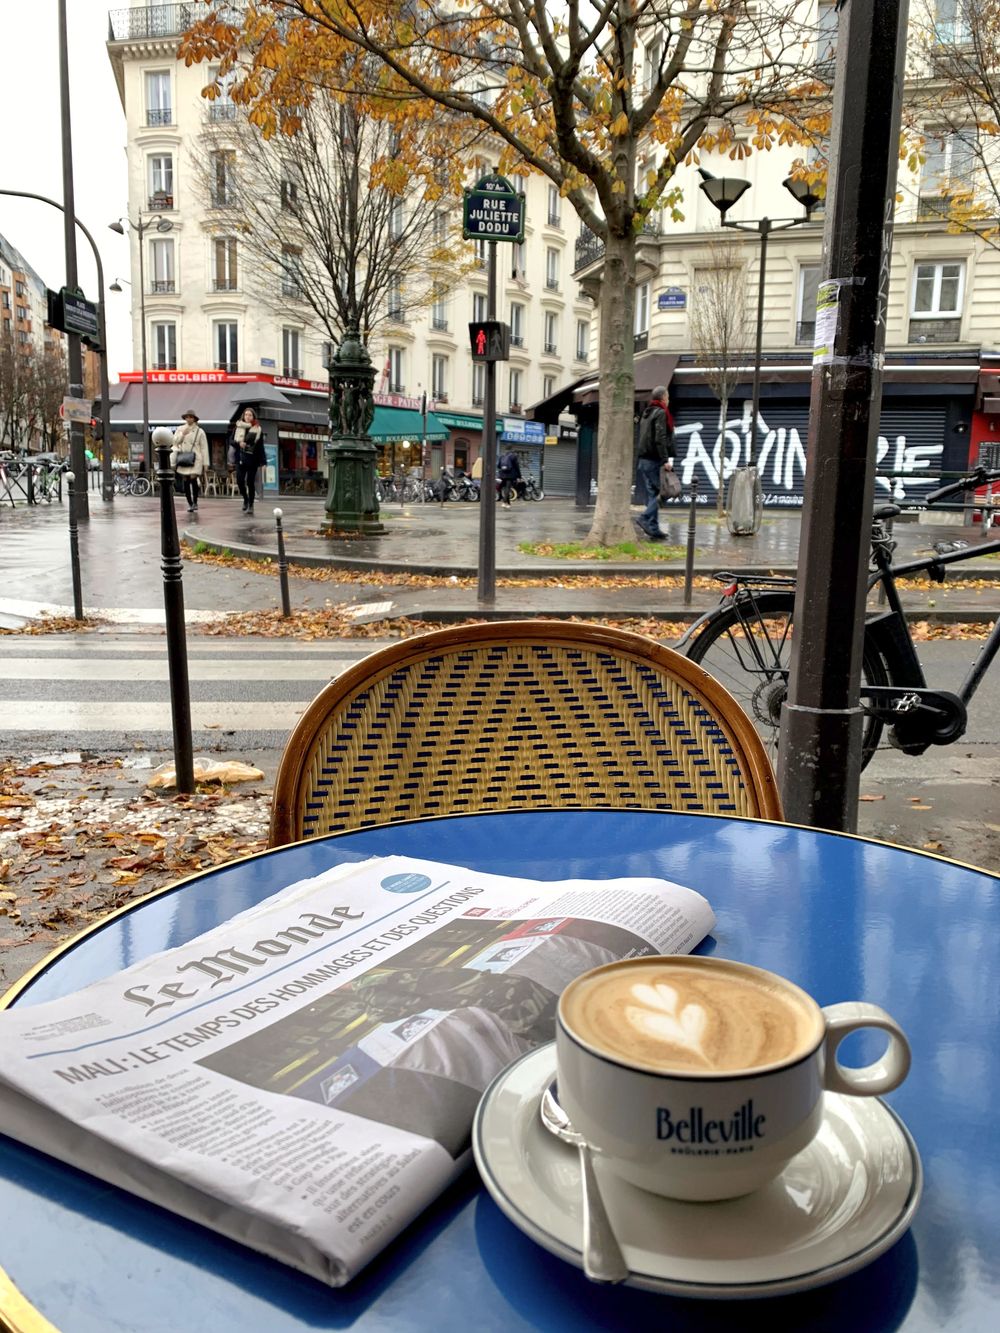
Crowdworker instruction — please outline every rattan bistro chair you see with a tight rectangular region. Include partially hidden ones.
[269,621,782,847]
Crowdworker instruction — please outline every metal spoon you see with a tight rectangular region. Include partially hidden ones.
[540,1082,629,1284]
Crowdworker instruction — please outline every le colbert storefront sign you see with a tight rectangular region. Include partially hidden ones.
[116,369,420,411]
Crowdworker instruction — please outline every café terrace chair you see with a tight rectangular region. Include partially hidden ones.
[269,620,783,847]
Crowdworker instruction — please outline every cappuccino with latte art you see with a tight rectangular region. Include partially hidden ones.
[561,958,822,1074]
[556,955,911,1200]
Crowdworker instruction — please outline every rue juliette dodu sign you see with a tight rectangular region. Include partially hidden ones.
[462,172,525,242]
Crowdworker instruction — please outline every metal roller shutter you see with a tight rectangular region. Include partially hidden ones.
[541,443,577,495]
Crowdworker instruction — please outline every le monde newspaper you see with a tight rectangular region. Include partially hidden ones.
[0,856,714,1285]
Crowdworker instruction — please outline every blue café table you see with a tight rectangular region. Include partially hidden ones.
[1,810,998,1332]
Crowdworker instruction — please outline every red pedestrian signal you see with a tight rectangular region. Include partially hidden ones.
[468,320,511,362]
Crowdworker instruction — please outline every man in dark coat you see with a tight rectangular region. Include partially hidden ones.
[634,385,676,540]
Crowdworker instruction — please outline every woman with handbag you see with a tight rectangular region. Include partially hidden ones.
[634,385,676,541]
[170,410,210,512]
[233,408,265,514]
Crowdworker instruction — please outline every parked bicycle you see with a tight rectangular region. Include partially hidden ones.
[679,468,1000,769]
[494,473,544,502]
[114,470,152,497]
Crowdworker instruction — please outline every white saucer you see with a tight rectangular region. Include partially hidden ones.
[473,1044,921,1300]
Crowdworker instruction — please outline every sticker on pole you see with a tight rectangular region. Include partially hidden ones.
[812,280,841,365]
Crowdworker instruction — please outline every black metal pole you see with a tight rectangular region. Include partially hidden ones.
[478,241,498,603]
[57,0,88,522]
[683,477,698,606]
[137,221,152,475]
[748,222,770,470]
[154,431,195,793]
[65,471,84,620]
[274,508,292,617]
[779,0,909,832]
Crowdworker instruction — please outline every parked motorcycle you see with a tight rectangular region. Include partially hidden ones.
[495,473,544,502]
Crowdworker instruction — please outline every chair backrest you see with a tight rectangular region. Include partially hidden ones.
[269,620,782,846]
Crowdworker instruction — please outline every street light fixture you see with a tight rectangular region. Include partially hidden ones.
[109,214,173,474]
[698,170,822,533]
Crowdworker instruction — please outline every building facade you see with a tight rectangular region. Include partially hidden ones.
[106,2,592,491]
[541,0,1000,508]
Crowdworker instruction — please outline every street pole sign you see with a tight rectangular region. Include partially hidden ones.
[462,173,525,242]
[47,287,101,347]
[61,397,92,424]
[462,171,527,604]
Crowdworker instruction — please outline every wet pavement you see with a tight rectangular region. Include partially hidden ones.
[1,493,998,624]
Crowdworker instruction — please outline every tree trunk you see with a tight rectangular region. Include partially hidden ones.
[716,394,728,516]
[587,230,637,546]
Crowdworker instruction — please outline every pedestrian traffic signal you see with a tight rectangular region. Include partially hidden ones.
[468,320,510,363]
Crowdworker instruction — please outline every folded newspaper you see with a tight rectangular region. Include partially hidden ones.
[0,856,714,1285]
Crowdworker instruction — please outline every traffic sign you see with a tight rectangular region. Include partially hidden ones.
[469,320,511,362]
[47,287,101,347]
[463,173,525,242]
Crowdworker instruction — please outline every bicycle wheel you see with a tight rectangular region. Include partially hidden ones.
[686,592,886,769]
[132,476,151,497]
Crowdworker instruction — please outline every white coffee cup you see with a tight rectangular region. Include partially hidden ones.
[556,955,911,1202]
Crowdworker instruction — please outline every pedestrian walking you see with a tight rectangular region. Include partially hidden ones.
[498,447,521,507]
[634,385,676,541]
[171,410,210,512]
[232,408,265,514]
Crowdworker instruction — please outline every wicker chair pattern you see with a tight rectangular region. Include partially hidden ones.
[269,623,781,846]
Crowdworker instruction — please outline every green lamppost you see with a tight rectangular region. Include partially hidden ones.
[323,325,384,533]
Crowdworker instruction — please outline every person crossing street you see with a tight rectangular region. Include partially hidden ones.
[170,411,209,513]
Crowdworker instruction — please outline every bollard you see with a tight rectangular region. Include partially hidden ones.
[683,476,699,607]
[153,427,195,794]
[26,462,35,506]
[274,508,292,618]
[64,471,84,621]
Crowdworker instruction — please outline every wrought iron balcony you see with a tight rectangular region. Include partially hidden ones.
[510,333,524,347]
[574,220,660,274]
[796,320,815,345]
[215,360,239,372]
[472,393,484,407]
[283,366,302,379]
[213,278,238,292]
[148,193,173,210]
[543,341,558,356]
[432,317,449,331]
[150,279,175,294]
[545,277,560,291]
[146,108,174,126]
[209,103,237,122]
[109,4,226,41]
[547,210,562,227]
[633,331,648,353]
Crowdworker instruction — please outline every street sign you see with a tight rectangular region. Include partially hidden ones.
[469,320,511,362]
[47,287,101,347]
[61,397,93,425]
[658,287,687,310]
[463,173,525,242]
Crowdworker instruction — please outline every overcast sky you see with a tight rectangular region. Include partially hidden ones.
[0,1,132,379]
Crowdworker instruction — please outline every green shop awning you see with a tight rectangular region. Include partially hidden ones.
[434,412,483,432]
[370,406,448,443]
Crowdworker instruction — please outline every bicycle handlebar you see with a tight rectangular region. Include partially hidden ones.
[924,468,1000,506]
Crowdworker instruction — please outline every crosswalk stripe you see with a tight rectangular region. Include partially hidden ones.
[0,701,315,732]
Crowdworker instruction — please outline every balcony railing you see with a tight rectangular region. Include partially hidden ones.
[148,193,174,210]
[472,393,484,407]
[575,349,589,363]
[388,381,405,394]
[152,360,177,371]
[210,192,235,209]
[574,220,660,273]
[387,306,406,323]
[545,277,560,291]
[433,390,448,403]
[215,360,239,373]
[109,4,213,41]
[510,333,524,347]
[209,103,237,122]
[432,317,449,331]
[283,366,302,379]
[917,193,955,221]
[796,320,815,345]
[547,210,561,227]
[150,279,175,294]
[146,108,174,126]
[543,341,557,355]
[633,331,649,353]
[213,278,238,292]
